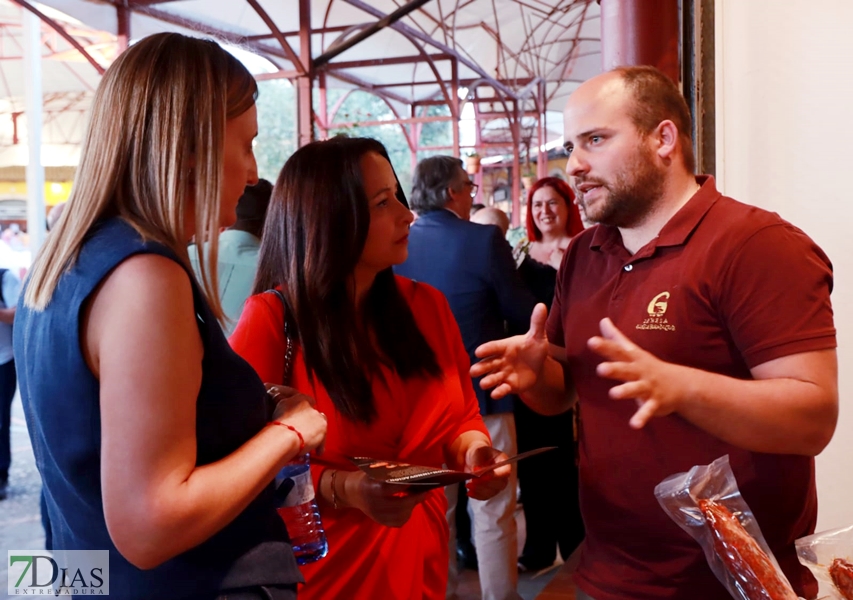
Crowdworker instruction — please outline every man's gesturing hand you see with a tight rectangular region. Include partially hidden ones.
[470,303,550,399]
[588,318,691,429]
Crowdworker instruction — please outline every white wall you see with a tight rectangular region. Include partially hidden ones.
[716,0,853,530]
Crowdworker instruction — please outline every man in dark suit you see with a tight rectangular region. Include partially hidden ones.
[395,155,536,600]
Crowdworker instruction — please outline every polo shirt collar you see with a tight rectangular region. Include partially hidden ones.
[589,175,721,256]
[655,175,720,247]
[219,228,261,249]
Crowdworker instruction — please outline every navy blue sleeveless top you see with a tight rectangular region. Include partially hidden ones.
[14,218,303,599]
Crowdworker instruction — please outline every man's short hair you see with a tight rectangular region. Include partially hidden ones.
[613,66,696,173]
[233,179,273,238]
[236,179,273,223]
[410,155,464,213]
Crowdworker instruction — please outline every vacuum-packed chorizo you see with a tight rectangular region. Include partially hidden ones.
[830,558,853,600]
[698,499,798,600]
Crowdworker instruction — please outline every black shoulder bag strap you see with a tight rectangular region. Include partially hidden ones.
[267,289,295,386]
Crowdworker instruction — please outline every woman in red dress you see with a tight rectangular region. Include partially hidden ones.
[230,137,511,599]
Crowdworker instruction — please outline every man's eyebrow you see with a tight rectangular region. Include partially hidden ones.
[565,128,606,150]
[569,127,608,143]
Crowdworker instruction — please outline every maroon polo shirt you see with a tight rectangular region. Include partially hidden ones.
[546,176,835,600]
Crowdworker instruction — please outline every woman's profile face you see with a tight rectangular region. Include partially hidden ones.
[531,185,570,239]
[219,104,259,228]
[356,151,414,275]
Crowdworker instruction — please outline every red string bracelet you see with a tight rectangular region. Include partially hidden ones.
[268,421,305,453]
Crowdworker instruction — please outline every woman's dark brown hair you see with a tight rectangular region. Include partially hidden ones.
[254,137,441,423]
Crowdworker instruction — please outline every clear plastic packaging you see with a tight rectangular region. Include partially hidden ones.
[654,455,799,600]
[796,525,853,600]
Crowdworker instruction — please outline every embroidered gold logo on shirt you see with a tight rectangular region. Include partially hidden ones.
[636,291,676,331]
[647,291,670,316]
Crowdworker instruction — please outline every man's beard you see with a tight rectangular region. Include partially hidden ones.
[574,144,666,228]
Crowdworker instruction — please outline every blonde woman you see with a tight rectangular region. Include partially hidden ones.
[14,33,326,600]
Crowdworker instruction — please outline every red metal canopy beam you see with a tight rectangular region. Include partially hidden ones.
[515,76,543,100]
[417,142,514,151]
[246,25,353,41]
[254,70,302,81]
[330,114,452,129]
[325,53,451,69]
[375,76,540,90]
[139,5,289,69]
[116,4,130,53]
[471,110,542,119]
[510,101,522,227]
[372,93,417,154]
[11,0,105,75]
[601,0,679,81]
[386,35,458,119]
[343,0,518,100]
[325,69,411,106]
[537,78,547,179]
[296,0,313,147]
[451,55,460,157]
[314,0,435,68]
[38,37,98,92]
[246,0,306,76]
[414,96,537,107]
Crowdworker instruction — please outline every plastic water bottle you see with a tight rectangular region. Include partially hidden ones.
[274,453,328,564]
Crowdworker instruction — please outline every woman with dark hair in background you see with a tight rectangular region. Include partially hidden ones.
[14,33,326,599]
[230,137,511,599]
[515,176,586,572]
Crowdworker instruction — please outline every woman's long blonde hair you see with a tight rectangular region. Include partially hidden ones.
[24,33,257,320]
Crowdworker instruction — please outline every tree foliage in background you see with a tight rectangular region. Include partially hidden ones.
[255,80,297,183]
[417,103,453,163]
[253,82,454,197]
[325,89,416,194]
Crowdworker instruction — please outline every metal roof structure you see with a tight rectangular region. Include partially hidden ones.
[0,0,112,166]
[4,0,602,215]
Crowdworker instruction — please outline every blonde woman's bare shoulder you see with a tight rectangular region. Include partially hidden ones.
[106,253,191,294]
[88,253,195,326]
[83,253,198,378]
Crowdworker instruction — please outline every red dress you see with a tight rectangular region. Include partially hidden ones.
[230,276,488,600]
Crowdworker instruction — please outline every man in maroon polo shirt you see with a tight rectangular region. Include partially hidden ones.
[471,65,838,600]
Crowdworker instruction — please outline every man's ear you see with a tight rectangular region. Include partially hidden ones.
[446,185,457,203]
[655,120,679,162]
